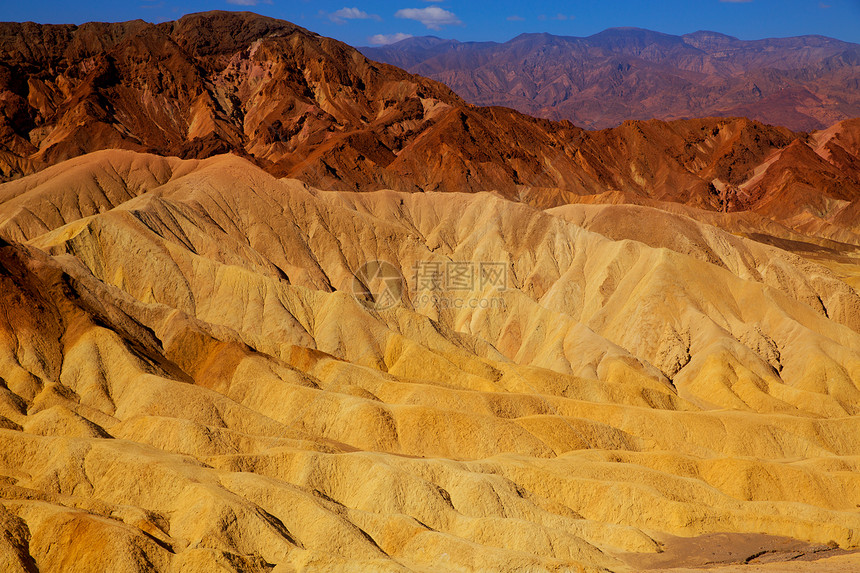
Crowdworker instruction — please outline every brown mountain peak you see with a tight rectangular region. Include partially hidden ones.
[160,10,309,59]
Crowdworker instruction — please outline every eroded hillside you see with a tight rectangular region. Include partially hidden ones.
[0,151,859,571]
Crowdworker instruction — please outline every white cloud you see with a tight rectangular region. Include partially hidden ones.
[720,0,753,3]
[227,0,265,5]
[368,32,414,45]
[507,15,525,21]
[329,7,382,24]
[536,12,573,21]
[395,6,462,30]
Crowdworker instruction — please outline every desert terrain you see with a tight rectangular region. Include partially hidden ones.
[0,11,859,573]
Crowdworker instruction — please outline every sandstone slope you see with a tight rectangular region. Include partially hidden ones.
[0,151,859,571]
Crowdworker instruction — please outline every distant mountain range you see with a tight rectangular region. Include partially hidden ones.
[361,28,860,131]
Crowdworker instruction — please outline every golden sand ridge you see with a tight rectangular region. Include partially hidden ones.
[0,150,859,571]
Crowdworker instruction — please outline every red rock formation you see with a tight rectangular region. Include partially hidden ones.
[1,12,859,242]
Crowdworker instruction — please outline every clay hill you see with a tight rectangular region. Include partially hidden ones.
[362,29,860,131]
[1,10,860,573]
[2,149,860,572]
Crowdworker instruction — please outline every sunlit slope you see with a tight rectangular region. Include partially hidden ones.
[1,151,860,572]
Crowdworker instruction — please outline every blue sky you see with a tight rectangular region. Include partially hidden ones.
[2,1,858,46]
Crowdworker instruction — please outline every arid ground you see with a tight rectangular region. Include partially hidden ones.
[0,11,859,573]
